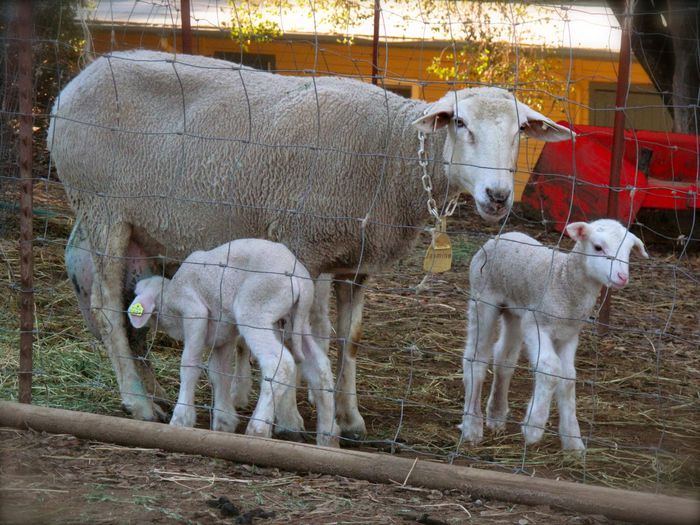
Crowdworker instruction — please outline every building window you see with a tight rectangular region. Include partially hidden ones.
[589,82,672,132]
[383,84,413,99]
[213,51,276,71]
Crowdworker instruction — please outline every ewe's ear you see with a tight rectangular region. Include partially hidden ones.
[632,235,649,259]
[127,293,155,329]
[517,102,576,142]
[412,99,454,134]
[565,221,591,242]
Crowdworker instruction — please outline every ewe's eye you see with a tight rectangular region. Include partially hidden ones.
[594,244,604,253]
[519,123,528,132]
[455,118,466,128]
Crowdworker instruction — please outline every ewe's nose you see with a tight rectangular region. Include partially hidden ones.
[616,272,628,285]
[486,188,511,205]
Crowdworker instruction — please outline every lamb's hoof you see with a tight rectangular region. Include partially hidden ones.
[521,423,545,445]
[246,420,272,438]
[458,426,483,446]
[317,432,340,448]
[170,406,196,428]
[233,395,250,410]
[458,415,484,445]
[213,413,239,433]
[485,416,507,434]
[561,437,586,453]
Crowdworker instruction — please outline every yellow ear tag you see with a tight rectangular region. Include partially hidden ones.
[129,302,144,317]
[423,217,452,273]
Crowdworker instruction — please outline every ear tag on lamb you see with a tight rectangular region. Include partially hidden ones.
[128,302,144,317]
[423,217,452,273]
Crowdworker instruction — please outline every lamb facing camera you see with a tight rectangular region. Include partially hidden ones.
[461,219,649,450]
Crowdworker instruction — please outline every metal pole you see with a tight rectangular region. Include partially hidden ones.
[17,0,34,404]
[371,0,380,85]
[180,0,192,54]
[598,0,632,336]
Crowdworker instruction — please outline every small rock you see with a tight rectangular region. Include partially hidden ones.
[473,499,483,507]
[518,519,529,525]
[235,508,275,524]
[207,496,240,518]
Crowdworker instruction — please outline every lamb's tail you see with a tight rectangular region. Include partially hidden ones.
[289,275,314,365]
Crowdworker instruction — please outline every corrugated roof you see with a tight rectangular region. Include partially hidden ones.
[85,0,622,51]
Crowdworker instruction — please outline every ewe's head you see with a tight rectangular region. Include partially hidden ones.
[127,276,169,329]
[413,87,574,222]
[566,219,649,289]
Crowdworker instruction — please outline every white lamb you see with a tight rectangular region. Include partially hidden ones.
[126,238,339,447]
[460,219,648,450]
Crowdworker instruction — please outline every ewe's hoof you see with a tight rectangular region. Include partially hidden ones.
[274,429,309,443]
[121,401,168,423]
[152,403,169,423]
[337,415,367,445]
[339,428,367,446]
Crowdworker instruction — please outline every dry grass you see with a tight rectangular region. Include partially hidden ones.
[1,180,698,499]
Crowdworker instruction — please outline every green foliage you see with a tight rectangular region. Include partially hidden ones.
[226,1,284,51]
[0,0,84,174]
[423,2,566,111]
[0,1,84,117]
[427,42,563,112]
[223,1,567,110]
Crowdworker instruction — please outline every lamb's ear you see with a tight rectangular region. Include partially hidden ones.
[127,293,155,329]
[632,235,649,258]
[518,102,576,142]
[412,99,454,134]
[565,221,591,242]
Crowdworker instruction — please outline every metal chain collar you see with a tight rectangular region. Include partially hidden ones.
[417,131,459,226]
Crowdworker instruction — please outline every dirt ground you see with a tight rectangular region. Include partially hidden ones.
[0,428,618,525]
[1,177,698,523]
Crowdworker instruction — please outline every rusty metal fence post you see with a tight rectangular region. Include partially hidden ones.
[598,0,632,336]
[181,0,192,54]
[17,0,34,403]
[371,0,380,85]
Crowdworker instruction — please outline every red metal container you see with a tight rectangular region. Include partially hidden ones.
[521,124,699,232]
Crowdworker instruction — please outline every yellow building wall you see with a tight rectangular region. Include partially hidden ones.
[90,28,655,200]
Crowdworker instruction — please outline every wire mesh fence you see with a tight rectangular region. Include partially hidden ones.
[0,0,698,501]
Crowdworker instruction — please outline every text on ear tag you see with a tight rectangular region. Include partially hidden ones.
[423,217,452,273]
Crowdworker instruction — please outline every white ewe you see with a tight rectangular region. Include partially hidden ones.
[51,50,575,439]
[461,219,648,450]
[126,239,339,447]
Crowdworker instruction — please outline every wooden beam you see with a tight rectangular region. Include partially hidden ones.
[0,402,697,525]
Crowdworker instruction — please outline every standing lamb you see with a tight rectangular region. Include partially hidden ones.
[125,238,339,447]
[460,219,648,450]
[50,50,574,439]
